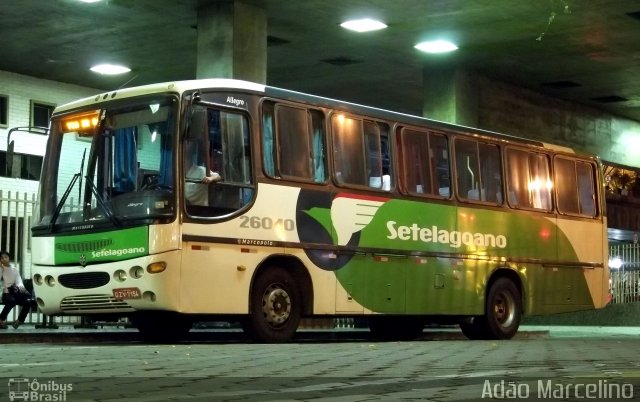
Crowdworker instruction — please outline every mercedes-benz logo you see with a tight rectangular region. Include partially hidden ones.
[79,254,87,267]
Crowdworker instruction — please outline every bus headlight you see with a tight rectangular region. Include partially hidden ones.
[114,269,127,282]
[34,274,43,285]
[147,262,166,274]
[130,266,144,279]
[45,275,56,286]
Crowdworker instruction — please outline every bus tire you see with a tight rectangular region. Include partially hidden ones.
[485,277,521,339]
[369,316,425,341]
[459,317,489,340]
[461,277,521,340]
[245,267,301,343]
[130,311,192,342]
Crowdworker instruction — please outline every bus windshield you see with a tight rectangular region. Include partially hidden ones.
[34,95,178,233]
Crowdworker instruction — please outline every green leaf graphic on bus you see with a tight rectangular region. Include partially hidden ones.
[297,189,581,313]
[297,192,398,269]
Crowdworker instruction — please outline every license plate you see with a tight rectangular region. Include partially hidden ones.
[113,287,141,300]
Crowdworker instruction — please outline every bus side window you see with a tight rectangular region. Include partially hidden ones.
[262,102,326,183]
[276,104,312,179]
[479,142,502,203]
[431,134,450,197]
[331,115,391,191]
[400,128,431,195]
[364,121,391,191]
[399,128,449,197]
[506,149,528,208]
[454,139,500,203]
[506,148,552,211]
[261,102,276,177]
[555,157,596,217]
[455,139,481,201]
[555,157,579,214]
[332,115,366,186]
[310,110,326,183]
[576,162,596,216]
[185,107,253,218]
[529,153,552,210]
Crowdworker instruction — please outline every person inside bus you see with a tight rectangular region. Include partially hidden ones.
[184,140,222,206]
[0,250,31,329]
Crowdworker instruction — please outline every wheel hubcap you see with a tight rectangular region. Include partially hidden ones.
[493,290,515,328]
[261,284,291,327]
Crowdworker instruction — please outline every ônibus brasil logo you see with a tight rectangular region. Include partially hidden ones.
[8,378,72,401]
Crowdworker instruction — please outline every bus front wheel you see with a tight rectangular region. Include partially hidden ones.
[460,277,522,340]
[245,267,301,343]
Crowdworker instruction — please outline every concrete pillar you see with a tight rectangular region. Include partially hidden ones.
[422,67,479,127]
[196,0,266,83]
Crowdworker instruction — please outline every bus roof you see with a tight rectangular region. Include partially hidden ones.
[264,85,588,156]
[53,78,587,157]
[53,79,266,114]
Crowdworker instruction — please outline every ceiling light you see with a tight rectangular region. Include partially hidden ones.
[414,40,458,54]
[78,0,102,3]
[340,18,387,33]
[90,64,131,75]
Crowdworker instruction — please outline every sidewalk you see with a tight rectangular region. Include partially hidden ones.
[520,325,640,337]
[1,323,636,343]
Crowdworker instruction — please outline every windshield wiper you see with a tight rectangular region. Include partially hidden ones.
[48,173,81,231]
[48,149,90,231]
[85,175,121,227]
[78,149,86,201]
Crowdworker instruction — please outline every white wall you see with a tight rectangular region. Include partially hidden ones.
[0,70,99,276]
[0,70,99,196]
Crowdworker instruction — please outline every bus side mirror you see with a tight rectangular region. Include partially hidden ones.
[4,126,49,177]
[5,139,14,177]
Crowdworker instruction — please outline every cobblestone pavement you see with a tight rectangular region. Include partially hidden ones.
[0,329,639,401]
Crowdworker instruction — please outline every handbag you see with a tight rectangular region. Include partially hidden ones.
[6,285,31,305]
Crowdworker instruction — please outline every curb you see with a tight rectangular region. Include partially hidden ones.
[0,327,550,343]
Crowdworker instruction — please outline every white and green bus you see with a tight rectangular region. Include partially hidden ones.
[30,79,609,342]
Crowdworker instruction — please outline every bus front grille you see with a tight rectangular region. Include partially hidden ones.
[60,295,133,312]
[55,239,113,253]
[58,272,110,289]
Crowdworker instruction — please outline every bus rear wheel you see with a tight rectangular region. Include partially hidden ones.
[459,317,489,340]
[460,277,521,340]
[244,267,301,343]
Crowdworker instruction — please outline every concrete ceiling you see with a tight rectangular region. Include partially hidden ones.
[3,0,640,121]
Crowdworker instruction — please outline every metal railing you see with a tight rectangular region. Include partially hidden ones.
[0,191,82,326]
[0,190,35,277]
[609,243,640,304]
